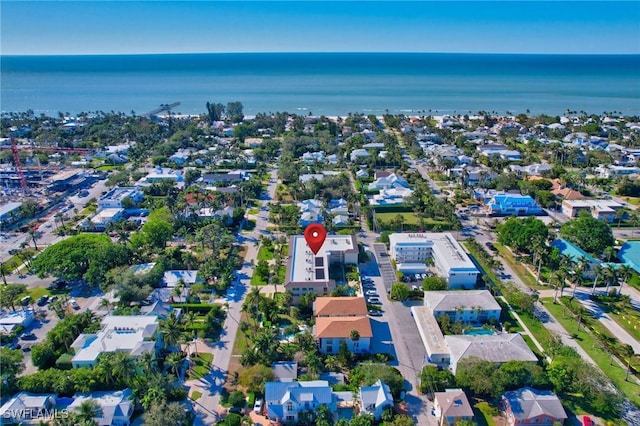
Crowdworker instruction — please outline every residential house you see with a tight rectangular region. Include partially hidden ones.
[68,389,134,426]
[201,171,246,185]
[367,173,409,191]
[298,199,324,227]
[0,392,57,425]
[358,380,394,420]
[445,334,538,374]
[71,316,160,368]
[265,381,337,424]
[424,290,501,323]
[350,149,371,162]
[552,187,586,201]
[355,169,369,179]
[0,309,35,335]
[502,387,567,426]
[271,361,298,382]
[302,151,326,164]
[434,389,474,426]
[84,208,124,231]
[486,194,543,216]
[509,163,552,177]
[597,164,640,178]
[369,187,414,206]
[314,297,372,354]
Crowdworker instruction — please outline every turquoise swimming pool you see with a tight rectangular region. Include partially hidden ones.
[464,328,495,336]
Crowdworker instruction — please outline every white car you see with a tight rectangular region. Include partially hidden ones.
[365,290,379,297]
[68,299,80,310]
[253,399,263,414]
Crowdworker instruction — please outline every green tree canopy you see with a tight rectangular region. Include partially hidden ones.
[390,282,409,301]
[32,234,130,285]
[422,276,447,291]
[497,216,548,253]
[560,214,615,256]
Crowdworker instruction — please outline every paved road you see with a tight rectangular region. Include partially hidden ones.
[362,243,435,426]
[190,169,279,426]
[537,288,640,354]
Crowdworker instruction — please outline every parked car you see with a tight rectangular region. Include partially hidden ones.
[365,290,379,297]
[36,295,49,306]
[253,399,263,414]
[20,332,37,341]
[20,296,31,306]
[228,407,243,415]
[368,298,382,305]
[9,342,21,350]
[485,241,497,251]
[582,416,594,426]
[48,295,59,304]
[68,299,80,310]
[368,310,383,317]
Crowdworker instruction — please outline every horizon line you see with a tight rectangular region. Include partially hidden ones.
[2,51,640,57]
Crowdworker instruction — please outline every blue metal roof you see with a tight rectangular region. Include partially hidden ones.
[551,239,598,264]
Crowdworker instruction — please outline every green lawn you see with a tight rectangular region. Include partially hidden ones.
[473,401,498,426]
[493,242,546,290]
[256,245,274,261]
[250,274,267,286]
[190,390,202,401]
[248,207,260,215]
[596,298,640,342]
[541,298,640,409]
[376,212,449,227]
[189,353,213,380]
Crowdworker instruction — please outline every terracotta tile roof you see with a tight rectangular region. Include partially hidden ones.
[552,188,586,200]
[315,317,373,339]
[313,297,368,317]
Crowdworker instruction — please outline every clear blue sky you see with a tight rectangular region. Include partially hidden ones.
[2,1,639,55]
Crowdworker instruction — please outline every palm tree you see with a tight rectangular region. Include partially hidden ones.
[350,329,360,342]
[28,228,43,251]
[98,298,111,313]
[618,265,632,296]
[591,265,604,296]
[603,264,618,295]
[138,351,156,374]
[166,351,186,379]
[112,351,135,387]
[160,312,183,349]
[74,399,102,424]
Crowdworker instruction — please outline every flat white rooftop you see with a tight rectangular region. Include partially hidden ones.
[71,315,158,364]
[389,232,477,272]
[92,208,123,222]
[289,235,355,283]
[563,199,623,209]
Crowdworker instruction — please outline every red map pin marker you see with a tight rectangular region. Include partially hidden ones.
[304,223,327,255]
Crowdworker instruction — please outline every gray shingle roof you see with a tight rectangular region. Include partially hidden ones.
[424,290,501,313]
[503,387,568,421]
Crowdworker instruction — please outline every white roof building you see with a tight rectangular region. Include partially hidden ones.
[162,270,199,287]
[285,235,358,303]
[98,187,144,209]
[0,202,22,225]
[0,392,57,425]
[445,334,538,374]
[71,316,159,368]
[389,233,479,288]
[68,389,134,426]
[0,309,35,334]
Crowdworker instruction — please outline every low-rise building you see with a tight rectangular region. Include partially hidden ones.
[98,187,143,209]
[501,387,567,426]
[411,305,450,366]
[71,316,160,368]
[389,233,479,288]
[314,297,372,354]
[0,309,35,334]
[424,290,501,323]
[486,194,543,216]
[88,208,124,231]
[445,334,538,374]
[68,389,134,426]
[284,235,358,303]
[0,202,22,226]
[561,199,625,223]
[434,389,474,426]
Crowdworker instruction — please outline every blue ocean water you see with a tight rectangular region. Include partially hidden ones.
[1,53,639,116]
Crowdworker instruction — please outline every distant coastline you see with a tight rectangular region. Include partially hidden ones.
[2,52,639,117]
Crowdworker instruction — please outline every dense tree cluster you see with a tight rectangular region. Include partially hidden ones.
[496,216,548,254]
[560,214,615,256]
